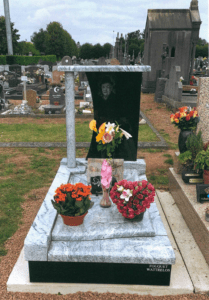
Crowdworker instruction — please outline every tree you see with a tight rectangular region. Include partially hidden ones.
[91,43,104,58]
[18,41,40,55]
[0,16,20,54]
[79,43,93,59]
[195,44,208,58]
[31,22,78,59]
[103,43,112,58]
[31,28,47,54]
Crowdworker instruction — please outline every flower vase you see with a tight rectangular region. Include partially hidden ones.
[100,185,111,208]
[178,130,193,153]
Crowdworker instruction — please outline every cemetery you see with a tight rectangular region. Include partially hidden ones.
[0,0,209,299]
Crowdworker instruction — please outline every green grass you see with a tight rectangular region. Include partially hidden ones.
[164,158,174,165]
[0,122,159,143]
[147,174,169,187]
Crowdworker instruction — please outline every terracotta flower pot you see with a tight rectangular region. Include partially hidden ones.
[203,170,209,184]
[60,211,88,226]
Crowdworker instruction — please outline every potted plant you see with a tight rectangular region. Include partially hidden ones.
[194,148,209,184]
[51,182,92,226]
[110,179,155,220]
[170,106,199,153]
[178,131,204,183]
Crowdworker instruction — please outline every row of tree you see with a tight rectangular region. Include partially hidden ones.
[0,16,208,60]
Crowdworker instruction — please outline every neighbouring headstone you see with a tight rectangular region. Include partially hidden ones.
[97,57,106,65]
[52,70,64,83]
[196,77,209,144]
[26,89,37,108]
[61,56,72,65]
[9,64,21,77]
[49,86,65,105]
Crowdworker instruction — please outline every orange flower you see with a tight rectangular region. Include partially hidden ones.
[193,111,198,118]
[89,119,97,132]
[96,132,104,142]
[178,106,188,113]
[174,118,179,123]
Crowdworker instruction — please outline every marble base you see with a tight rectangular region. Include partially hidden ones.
[24,158,175,284]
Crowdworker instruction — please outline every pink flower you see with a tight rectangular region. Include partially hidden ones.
[102,132,113,144]
[101,159,112,189]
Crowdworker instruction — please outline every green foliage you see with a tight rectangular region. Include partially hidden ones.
[194,148,209,171]
[127,29,145,58]
[18,41,40,56]
[164,158,173,165]
[186,131,203,160]
[195,44,208,58]
[79,43,94,59]
[0,16,20,55]
[31,28,47,54]
[5,55,56,65]
[178,150,193,168]
[91,43,104,58]
[31,23,78,59]
[0,56,6,65]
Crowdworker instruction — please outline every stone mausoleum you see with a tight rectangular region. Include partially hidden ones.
[142,0,201,93]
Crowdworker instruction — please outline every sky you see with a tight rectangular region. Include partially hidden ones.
[0,0,208,46]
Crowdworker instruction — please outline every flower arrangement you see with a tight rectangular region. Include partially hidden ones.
[170,106,199,131]
[51,183,92,216]
[89,119,132,157]
[110,180,155,219]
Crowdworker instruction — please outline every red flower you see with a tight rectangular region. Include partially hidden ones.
[186,115,190,121]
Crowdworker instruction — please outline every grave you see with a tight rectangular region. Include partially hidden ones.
[44,86,65,114]
[162,66,197,109]
[7,65,176,292]
[26,89,38,109]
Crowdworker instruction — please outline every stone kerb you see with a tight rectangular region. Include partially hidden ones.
[196,77,209,144]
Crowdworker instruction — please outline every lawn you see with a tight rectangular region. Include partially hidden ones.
[0,121,159,142]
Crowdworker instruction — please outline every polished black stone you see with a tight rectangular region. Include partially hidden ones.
[29,261,171,286]
[86,72,142,161]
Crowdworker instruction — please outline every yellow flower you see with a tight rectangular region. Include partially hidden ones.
[180,112,186,118]
[89,120,97,132]
[193,111,197,118]
[99,122,106,134]
[174,118,179,123]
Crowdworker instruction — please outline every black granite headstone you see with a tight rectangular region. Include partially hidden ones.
[86,72,142,161]
[49,87,65,105]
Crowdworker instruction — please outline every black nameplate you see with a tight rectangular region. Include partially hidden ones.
[196,184,209,203]
[182,169,203,184]
[29,261,172,286]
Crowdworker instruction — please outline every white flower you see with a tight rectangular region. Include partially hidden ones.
[120,128,132,139]
[120,189,133,202]
[105,122,116,134]
[117,185,124,192]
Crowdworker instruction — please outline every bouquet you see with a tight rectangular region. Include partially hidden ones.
[170,106,199,131]
[51,183,92,216]
[89,119,132,157]
[110,179,155,219]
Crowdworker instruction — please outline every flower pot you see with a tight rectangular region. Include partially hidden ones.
[60,211,88,226]
[203,170,209,184]
[178,130,193,153]
[124,211,145,222]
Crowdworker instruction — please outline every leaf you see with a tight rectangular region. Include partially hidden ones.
[75,200,83,208]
